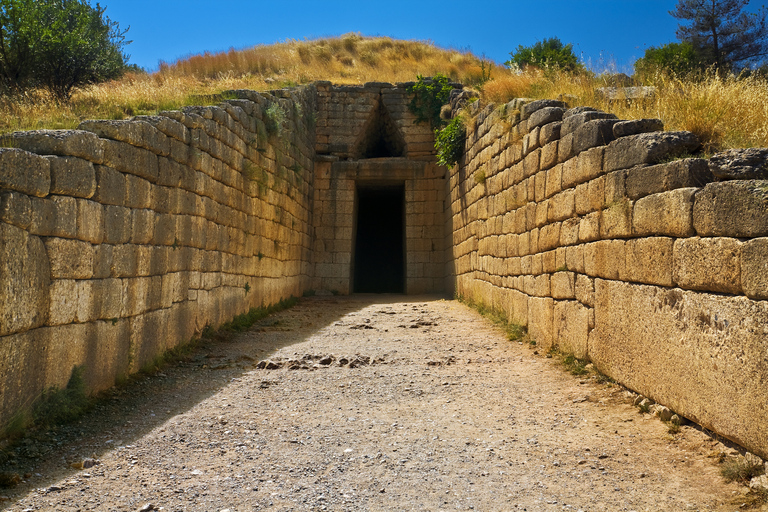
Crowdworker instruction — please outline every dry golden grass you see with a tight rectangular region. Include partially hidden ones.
[483,68,768,152]
[2,33,767,152]
[0,34,503,134]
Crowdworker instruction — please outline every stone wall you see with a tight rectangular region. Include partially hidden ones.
[0,86,317,424]
[311,82,446,294]
[446,98,768,459]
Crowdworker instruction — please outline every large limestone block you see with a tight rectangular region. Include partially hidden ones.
[521,99,566,120]
[0,224,50,335]
[583,239,625,279]
[77,199,104,244]
[45,156,96,198]
[622,237,674,287]
[673,237,741,294]
[93,165,126,206]
[551,271,576,299]
[741,238,768,300]
[83,319,131,391]
[633,188,696,237]
[48,279,91,325]
[600,199,632,238]
[579,212,601,242]
[42,323,87,390]
[0,148,51,197]
[0,190,32,229]
[693,180,768,238]
[90,278,123,319]
[589,279,768,460]
[708,148,768,180]
[101,139,159,183]
[6,129,104,163]
[528,297,554,351]
[575,274,594,307]
[103,205,131,244]
[604,131,700,173]
[561,110,616,136]
[572,120,618,155]
[0,328,48,423]
[625,158,711,200]
[527,107,565,129]
[79,119,171,157]
[45,237,94,279]
[554,300,589,360]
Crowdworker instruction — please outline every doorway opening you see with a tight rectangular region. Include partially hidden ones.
[353,183,405,293]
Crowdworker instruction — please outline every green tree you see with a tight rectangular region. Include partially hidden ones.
[505,37,582,72]
[671,0,768,71]
[0,0,129,99]
[634,41,701,77]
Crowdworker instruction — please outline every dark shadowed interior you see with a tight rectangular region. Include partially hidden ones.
[353,184,405,293]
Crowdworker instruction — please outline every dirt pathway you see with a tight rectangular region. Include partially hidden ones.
[0,296,757,511]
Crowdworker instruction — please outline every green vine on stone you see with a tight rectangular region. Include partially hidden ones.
[435,115,466,167]
[407,73,453,130]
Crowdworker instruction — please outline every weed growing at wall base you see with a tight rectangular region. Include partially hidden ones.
[457,295,527,342]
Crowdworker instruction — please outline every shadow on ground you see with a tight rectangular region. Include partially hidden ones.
[0,294,444,503]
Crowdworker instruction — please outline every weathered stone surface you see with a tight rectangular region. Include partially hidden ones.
[575,274,595,307]
[101,139,159,183]
[94,165,126,206]
[673,237,741,294]
[540,122,561,146]
[625,158,711,200]
[5,129,104,163]
[520,99,566,120]
[0,328,49,423]
[0,190,32,229]
[709,148,768,180]
[590,279,768,460]
[601,198,632,238]
[527,107,565,129]
[561,111,618,137]
[45,237,94,280]
[554,300,589,360]
[693,180,768,237]
[527,297,554,351]
[551,271,576,299]
[604,132,701,172]
[0,223,50,335]
[45,156,97,198]
[572,120,618,155]
[80,119,171,156]
[741,238,768,300]
[103,205,131,245]
[0,148,51,197]
[622,237,674,287]
[584,240,625,279]
[633,188,696,237]
[612,118,664,138]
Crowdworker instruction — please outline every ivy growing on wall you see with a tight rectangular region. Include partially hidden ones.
[407,74,466,168]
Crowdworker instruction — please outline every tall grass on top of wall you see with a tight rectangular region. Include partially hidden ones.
[0,34,503,135]
[483,68,768,153]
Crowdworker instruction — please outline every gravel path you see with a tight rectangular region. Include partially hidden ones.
[0,295,754,511]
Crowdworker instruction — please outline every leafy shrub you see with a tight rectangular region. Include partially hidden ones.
[0,0,129,99]
[435,115,466,167]
[265,102,287,137]
[634,41,701,79]
[505,37,582,72]
[407,73,454,129]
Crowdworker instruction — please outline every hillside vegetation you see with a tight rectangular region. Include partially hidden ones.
[1,33,767,151]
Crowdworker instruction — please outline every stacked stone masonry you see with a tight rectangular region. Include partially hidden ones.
[447,98,768,460]
[1,81,766,463]
[0,86,318,424]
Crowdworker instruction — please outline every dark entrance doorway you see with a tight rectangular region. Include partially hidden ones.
[353,184,405,293]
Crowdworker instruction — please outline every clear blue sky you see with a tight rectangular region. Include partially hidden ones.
[102,0,768,73]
